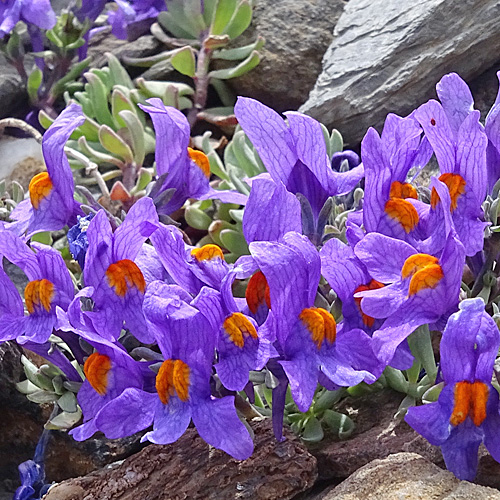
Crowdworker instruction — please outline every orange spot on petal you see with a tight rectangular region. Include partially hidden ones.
[299,307,336,349]
[389,181,418,200]
[401,254,439,280]
[430,173,466,212]
[354,280,385,327]
[188,147,210,178]
[408,264,444,295]
[191,244,224,262]
[106,259,146,298]
[84,352,112,396]
[451,381,489,427]
[384,198,419,233]
[29,172,53,210]
[24,279,55,314]
[223,312,258,348]
[246,271,271,314]
[156,359,190,405]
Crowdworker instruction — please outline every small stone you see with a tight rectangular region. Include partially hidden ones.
[320,453,500,500]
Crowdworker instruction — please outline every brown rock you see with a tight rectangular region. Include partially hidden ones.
[308,390,443,482]
[319,453,500,500]
[42,419,318,500]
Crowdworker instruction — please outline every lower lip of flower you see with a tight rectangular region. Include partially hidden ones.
[246,271,271,314]
[29,172,53,209]
[156,359,190,405]
[191,244,224,262]
[84,352,112,396]
[299,307,336,349]
[106,259,146,297]
[431,173,466,212]
[223,312,258,348]
[24,279,55,314]
[450,380,489,427]
[384,198,419,233]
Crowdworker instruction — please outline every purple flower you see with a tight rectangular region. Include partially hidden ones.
[140,98,247,215]
[108,0,166,41]
[354,226,465,366]
[485,72,500,192]
[242,177,301,243]
[67,213,94,269]
[0,0,56,38]
[361,113,432,244]
[8,104,85,237]
[94,282,254,460]
[320,237,413,370]
[193,285,276,391]
[150,223,230,294]
[82,197,159,342]
[405,298,500,481]
[75,0,107,23]
[0,231,75,344]
[234,97,364,220]
[250,231,379,412]
[414,80,488,256]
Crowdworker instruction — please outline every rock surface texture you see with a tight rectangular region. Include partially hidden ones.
[42,419,317,500]
[229,0,345,112]
[300,0,500,144]
[316,453,500,500]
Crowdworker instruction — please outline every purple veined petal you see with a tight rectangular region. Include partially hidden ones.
[188,253,229,291]
[0,314,26,343]
[122,288,155,344]
[18,313,56,344]
[440,298,486,383]
[192,396,254,460]
[361,127,391,233]
[485,74,500,190]
[441,420,482,481]
[234,97,296,185]
[474,310,500,383]
[112,197,159,261]
[250,238,313,340]
[139,98,190,179]
[143,281,216,363]
[372,304,438,366]
[0,266,24,317]
[31,243,74,307]
[21,0,56,29]
[355,281,407,320]
[390,340,414,370]
[220,256,259,313]
[0,231,40,279]
[408,136,434,182]
[242,178,301,243]
[199,187,248,207]
[280,354,319,412]
[83,210,113,291]
[94,388,157,440]
[328,164,364,197]
[191,286,226,332]
[284,111,332,191]
[42,103,85,211]
[456,110,488,205]
[150,224,203,294]
[405,385,453,446]
[436,73,474,136]
[354,233,416,283]
[481,389,500,464]
[143,396,192,444]
[414,100,456,174]
[134,243,171,284]
[216,339,259,392]
[320,237,369,304]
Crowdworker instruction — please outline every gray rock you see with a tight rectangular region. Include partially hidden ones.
[229,0,346,113]
[300,0,500,145]
[318,453,500,500]
[0,53,26,119]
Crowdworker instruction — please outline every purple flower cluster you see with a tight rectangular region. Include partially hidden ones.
[2,71,500,481]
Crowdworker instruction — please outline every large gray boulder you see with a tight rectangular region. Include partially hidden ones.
[300,0,500,145]
[229,0,345,112]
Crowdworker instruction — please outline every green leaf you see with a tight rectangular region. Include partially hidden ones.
[211,0,237,35]
[99,125,134,164]
[171,46,196,77]
[135,78,194,99]
[213,36,265,61]
[27,390,60,404]
[219,228,249,256]
[78,136,124,167]
[111,88,138,128]
[302,416,324,443]
[210,78,237,107]
[119,110,146,166]
[208,50,260,80]
[38,110,54,130]
[16,379,39,395]
[57,391,78,413]
[384,366,409,394]
[133,168,153,193]
[45,409,82,430]
[330,129,344,155]
[27,67,43,103]
[72,91,95,118]
[185,204,213,230]
[313,388,345,413]
[203,0,218,25]
[209,220,233,247]
[407,324,437,382]
[83,72,114,128]
[51,57,92,100]
[201,131,230,181]
[224,1,252,40]
[158,9,200,39]
[106,52,134,89]
[322,409,355,439]
[76,118,100,143]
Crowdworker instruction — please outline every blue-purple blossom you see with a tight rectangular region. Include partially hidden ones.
[0,0,56,38]
[405,298,500,481]
[67,213,94,269]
